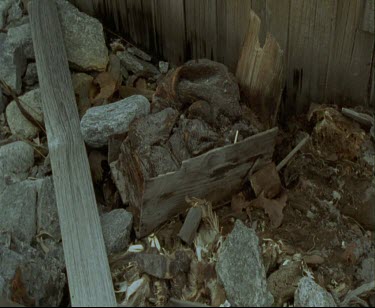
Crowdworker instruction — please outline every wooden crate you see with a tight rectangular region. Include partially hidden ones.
[115,127,278,237]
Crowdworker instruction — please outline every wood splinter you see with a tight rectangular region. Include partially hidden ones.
[178,206,202,245]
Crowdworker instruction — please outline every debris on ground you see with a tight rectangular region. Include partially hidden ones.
[0,1,374,307]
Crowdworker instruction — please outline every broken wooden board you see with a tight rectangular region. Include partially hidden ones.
[118,127,278,237]
[236,10,284,129]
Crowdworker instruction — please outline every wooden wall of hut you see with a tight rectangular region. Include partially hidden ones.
[69,0,375,113]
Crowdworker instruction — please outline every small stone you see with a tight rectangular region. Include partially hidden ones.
[128,108,179,148]
[0,88,5,114]
[127,46,152,61]
[159,61,169,74]
[0,141,34,193]
[56,0,108,71]
[23,63,38,87]
[216,220,274,307]
[117,50,159,75]
[267,261,302,306]
[6,0,22,26]
[6,88,43,139]
[0,243,66,306]
[101,209,133,254]
[294,277,337,307]
[303,255,325,265]
[72,72,94,117]
[356,257,375,283]
[0,181,37,244]
[37,177,60,240]
[80,95,150,148]
[0,40,27,94]
[0,0,13,29]
[6,23,34,59]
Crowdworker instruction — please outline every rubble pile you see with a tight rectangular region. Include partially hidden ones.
[0,1,374,307]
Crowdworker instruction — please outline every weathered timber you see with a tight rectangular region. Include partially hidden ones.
[276,135,310,172]
[178,207,202,245]
[118,127,278,237]
[341,108,374,127]
[236,10,284,129]
[29,1,116,306]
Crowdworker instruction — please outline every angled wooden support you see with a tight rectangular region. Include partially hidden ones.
[29,1,116,306]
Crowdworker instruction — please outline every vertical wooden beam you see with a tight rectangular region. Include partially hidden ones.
[29,1,116,306]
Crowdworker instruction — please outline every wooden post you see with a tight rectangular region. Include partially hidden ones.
[29,1,116,306]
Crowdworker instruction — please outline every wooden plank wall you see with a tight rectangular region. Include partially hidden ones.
[70,0,375,112]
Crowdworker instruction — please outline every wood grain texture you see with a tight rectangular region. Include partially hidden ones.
[69,0,374,110]
[118,128,278,237]
[29,1,116,306]
[236,10,284,128]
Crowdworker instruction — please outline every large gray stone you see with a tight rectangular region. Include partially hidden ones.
[0,243,66,307]
[294,277,337,307]
[216,220,274,307]
[56,0,108,71]
[117,50,159,75]
[81,95,150,147]
[101,209,133,254]
[0,181,37,244]
[6,88,43,139]
[37,177,60,240]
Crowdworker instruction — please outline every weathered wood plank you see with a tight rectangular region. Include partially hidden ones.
[130,127,278,237]
[341,108,374,127]
[236,10,284,128]
[29,1,116,306]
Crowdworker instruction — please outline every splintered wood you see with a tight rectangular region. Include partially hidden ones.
[119,128,278,237]
[236,10,284,129]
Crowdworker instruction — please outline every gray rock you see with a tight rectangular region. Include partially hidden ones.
[294,277,337,307]
[159,61,169,74]
[0,40,27,94]
[56,0,108,71]
[356,257,375,283]
[23,63,39,87]
[117,50,159,75]
[0,275,5,296]
[72,72,93,117]
[0,232,11,249]
[6,0,22,26]
[0,244,66,306]
[216,220,274,307]
[6,23,34,59]
[6,88,43,139]
[0,0,13,29]
[0,181,37,244]
[101,209,133,254]
[127,46,152,62]
[0,141,34,193]
[5,101,39,139]
[80,95,150,148]
[37,177,60,240]
[0,88,5,114]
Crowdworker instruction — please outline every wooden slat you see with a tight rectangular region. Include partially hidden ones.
[236,10,284,128]
[133,127,278,237]
[29,1,116,306]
